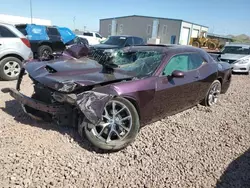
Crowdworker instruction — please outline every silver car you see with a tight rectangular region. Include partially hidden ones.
[220,43,250,74]
[0,23,33,80]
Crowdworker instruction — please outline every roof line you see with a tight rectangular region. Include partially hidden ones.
[100,15,208,28]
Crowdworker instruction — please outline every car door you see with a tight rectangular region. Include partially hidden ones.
[95,33,102,44]
[0,27,4,54]
[46,27,65,51]
[83,32,95,45]
[0,25,19,56]
[153,53,201,120]
[133,37,144,45]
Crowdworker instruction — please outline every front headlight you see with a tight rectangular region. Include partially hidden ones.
[234,56,250,64]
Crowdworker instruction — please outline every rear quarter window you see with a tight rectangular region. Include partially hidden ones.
[47,27,60,36]
[15,26,28,36]
[0,26,17,38]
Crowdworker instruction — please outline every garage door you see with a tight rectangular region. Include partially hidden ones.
[192,29,199,38]
[180,27,190,45]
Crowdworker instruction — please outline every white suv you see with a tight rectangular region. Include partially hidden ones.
[0,23,33,80]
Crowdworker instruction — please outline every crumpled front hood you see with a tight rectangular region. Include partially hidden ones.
[24,57,134,92]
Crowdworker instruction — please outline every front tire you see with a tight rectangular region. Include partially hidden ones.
[202,80,222,107]
[0,57,22,81]
[192,41,200,48]
[81,97,140,151]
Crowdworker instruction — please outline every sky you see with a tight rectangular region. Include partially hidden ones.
[0,0,249,35]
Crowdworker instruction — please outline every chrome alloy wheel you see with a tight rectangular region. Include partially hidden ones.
[3,61,21,78]
[208,82,221,106]
[92,100,132,143]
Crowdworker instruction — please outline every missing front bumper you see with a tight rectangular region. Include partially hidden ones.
[1,88,69,115]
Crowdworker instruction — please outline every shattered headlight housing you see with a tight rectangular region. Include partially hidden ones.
[234,56,250,64]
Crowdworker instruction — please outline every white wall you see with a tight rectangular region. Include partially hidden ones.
[179,22,192,45]
[0,14,52,26]
[179,21,209,45]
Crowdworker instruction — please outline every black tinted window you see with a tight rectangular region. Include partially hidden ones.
[83,32,93,37]
[0,26,17,38]
[134,37,144,45]
[16,25,28,35]
[47,27,60,36]
[96,33,102,38]
[125,37,133,46]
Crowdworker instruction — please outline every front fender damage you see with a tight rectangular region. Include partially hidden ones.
[76,91,113,125]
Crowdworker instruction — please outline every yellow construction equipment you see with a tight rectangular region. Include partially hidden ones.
[189,31,224,51]
[189,36,223,50]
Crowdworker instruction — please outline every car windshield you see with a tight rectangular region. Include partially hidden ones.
[113,50,164,77]
[221,46,250,55]
[102,36,127,46]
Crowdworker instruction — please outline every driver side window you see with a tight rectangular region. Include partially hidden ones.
[163,54,189,76]
[125,37,133,46]
[162,53,206,76]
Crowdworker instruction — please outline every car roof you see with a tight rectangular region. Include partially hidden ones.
[0,22,14,27]
[124,44,204,53]
[109,35,143,38]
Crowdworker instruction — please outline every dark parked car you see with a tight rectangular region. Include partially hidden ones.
[90,35,145,55]
[1,45,232,151]
[15,24,88,59]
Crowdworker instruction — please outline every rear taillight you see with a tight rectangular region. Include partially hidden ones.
[20,38,31,48]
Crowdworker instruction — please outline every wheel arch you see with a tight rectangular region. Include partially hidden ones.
[0,53,24,62]
[38,41,53,49]
[122,96,141,120]
[217,77,223,86]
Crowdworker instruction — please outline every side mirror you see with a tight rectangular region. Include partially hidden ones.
[171,70,185,78]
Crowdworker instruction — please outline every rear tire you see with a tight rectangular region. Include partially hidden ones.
[37,45,52,59]
[80,97,140,151]
[202,80,222,107]
[0,57,22,81]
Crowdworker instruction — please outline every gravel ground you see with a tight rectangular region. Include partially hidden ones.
[0,75,250,188]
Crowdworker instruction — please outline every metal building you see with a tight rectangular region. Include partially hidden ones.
[207,33,233,45]
[99,15,209,45]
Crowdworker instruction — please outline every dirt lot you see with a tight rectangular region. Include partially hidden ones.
[0,75,250,188]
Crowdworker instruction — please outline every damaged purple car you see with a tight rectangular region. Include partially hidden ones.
[1,44,232,151]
